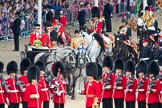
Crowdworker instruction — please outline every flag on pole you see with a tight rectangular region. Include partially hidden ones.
[136,0,139,15]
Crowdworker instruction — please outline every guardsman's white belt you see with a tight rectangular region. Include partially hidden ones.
[140,58,149,61]
[8,90,19,93]
[41,88,49,91]
[0,90,4,93]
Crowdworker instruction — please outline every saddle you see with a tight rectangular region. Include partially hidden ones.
[123,40,138,54]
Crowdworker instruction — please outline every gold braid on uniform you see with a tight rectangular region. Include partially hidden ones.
[146,17,156,28]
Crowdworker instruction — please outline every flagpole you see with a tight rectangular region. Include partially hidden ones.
[38,0,42,33]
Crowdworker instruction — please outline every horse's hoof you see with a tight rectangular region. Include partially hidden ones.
[71,96,75,100]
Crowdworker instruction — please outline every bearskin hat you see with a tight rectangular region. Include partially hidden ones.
[7,61,18,75]
[27,66,40,83]
[125,60,135,74]
[136,60,147,74]
[34,61,45,71]
[114,58,124,70]
[147,61,159,77]
[20,58,31,74]
[86,62,98,79]
[52,61,65,77]
[96,63,102,80]
[91,6,100,18]
[55,9,61,20]
[158,55,162,66]
[102,56,113,70]
[0,61,4,73]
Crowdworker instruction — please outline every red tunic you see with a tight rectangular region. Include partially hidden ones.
[82,80,101,107]
[60,15,67,26]
[91,20,103,34]
[6,77,20,103]
[125,78,137,102]
[136,77,149,102]
[101,72,115,98]
[39,76,50,102]
[159,78,162,103]
[19,75,29,102]
[0,79,5,104]
[29,32,45,46]
[112,75,127,99]
[26,83,42,108]
[41,33,52,47]
[146,79,161,104]
[50,77,66,104]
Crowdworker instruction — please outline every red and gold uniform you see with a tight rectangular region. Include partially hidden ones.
[91,20,103,34]
[29,32,46,46]
[0,78,5,106]
[6,77,21,106]
[39,76,50,103]
[26,83,42,108]
[82,80,101,108]
[50,77,66,104]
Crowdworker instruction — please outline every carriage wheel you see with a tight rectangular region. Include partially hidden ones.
[20,51,26,60]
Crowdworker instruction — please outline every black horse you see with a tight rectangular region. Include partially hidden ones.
[112,34,138,63]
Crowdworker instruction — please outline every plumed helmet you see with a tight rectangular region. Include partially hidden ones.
[136,60,147,74]
[35,61,45,71]
[102,56,113,70]
[27,66,40,83]
[20,58,31,74]
[147,61,159,77]
[125,60,135,74]
[7,61,18,75]
[0,61,4,73]
[86,62,98,79]
[55,9,61,20]
[96,63,103,80]
[91,6,100,18]
[158,55,162,66]
[52,61,65,77]
[114,58,124,70]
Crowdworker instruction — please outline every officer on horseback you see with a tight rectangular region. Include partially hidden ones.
[91,6,105,53]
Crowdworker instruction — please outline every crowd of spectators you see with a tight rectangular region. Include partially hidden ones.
[0,0,149,39]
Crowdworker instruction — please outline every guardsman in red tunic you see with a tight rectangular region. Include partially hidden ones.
[50,61,66,108]
[35,61,50,108]
[112,58,127,108]
[26,66,42,108]
[136,60,148,108]
[0,61,5,108]
[80,62,100,108]
[6,61,20,108]
[60,11,67,27]
[146,61,161,108]
[101,56,114,108]
[158,55,162,107]
[124,60,137,108]
[19,58,31,108]
[29,24,45,46]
